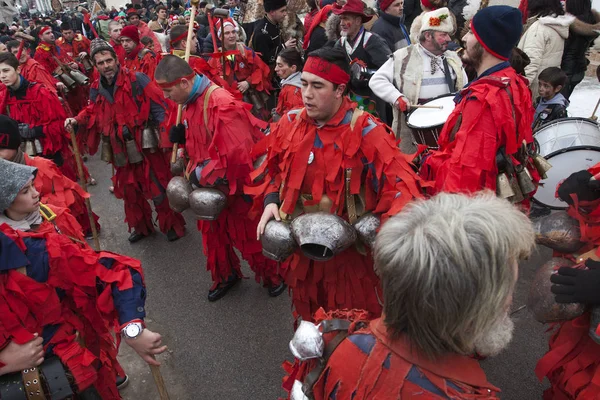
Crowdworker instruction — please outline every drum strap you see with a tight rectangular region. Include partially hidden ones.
[442,58,455,93]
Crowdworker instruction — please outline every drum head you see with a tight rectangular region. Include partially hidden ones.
[407,95,456,129]
[533,147,600,209]
[534,118,600,157]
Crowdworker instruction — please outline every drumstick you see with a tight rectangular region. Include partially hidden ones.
[411,105,444,109]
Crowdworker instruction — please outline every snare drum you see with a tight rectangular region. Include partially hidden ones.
[406,94,456,148]
[533,117,600,209]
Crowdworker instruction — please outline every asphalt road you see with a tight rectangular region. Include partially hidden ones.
[84,154,554,400]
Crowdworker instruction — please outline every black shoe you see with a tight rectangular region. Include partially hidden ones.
[208,276,241,302]
[128,231,147,243]
[116,375,129,390]
[268,281,287,297]
[166,228,182,242]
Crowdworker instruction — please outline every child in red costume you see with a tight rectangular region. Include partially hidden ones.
[0,159,166,399]
[273,48,304,120]
[249,48,426,322]
[420,6,539,208]
[66,39,185,243]
[156,55,285,302]
[119,25,158,79]
[284,192,535,399]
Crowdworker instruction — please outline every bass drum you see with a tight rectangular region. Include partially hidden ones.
[533,117,600,209]
[406,94,456,149]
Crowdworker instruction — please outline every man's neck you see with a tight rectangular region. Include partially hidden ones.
[476,56,505,77]
[347,27,362,44]
[420,43,442,57]
[315,100,343,126]
[265,13,277,25]
[224,42,236,51]
[9,76,21,91]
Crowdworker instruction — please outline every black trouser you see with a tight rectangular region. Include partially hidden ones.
[561,71,586,99]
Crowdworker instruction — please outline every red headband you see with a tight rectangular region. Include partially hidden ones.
[303,56,350,85]
[170,31,188,45]
[156,72,196,88]
[38,26,51,37]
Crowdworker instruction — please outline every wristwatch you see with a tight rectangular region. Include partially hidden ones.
[122,322,144,339]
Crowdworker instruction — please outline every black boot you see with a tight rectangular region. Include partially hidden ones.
[208,275,241,302]
[116,374,129,390]
[166,228,182,242]
[128,231,147,243]
[267,281,287,297]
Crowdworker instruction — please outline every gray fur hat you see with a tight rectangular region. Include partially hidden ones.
[0,158,37,213]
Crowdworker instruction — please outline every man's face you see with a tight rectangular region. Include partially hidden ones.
[423,31,450,55]
[301,71,345,124]
[223,25,237,49]
[461,31,484,71]
[9,180,40,217]
[339,14,362,38]
[109,24,122,41]
[158,9,167,19]
[0,62,19,87]
[10,45,28,63]
[275,55,296,79]
[93,51,119,82]
[190,35,198,54]
[539,80,560,101]
[185,15,191,23]
[0,43,7,53]
[269,6,288,24]
[28,20,35,28]
[128,15,140,26]
[62,29,75,42]
[41,29,55,44]
[0,148,17,161]
[157,77,192,104]
[385,0,404,17]
[227,0,239,6]
[120,37,137,53]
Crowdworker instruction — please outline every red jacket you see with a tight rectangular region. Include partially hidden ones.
[19,58,59,95]
[56,33,91,59]
[33,42,79,76]
[275,83,303,117]
[123,46,157,80]
[109,39,126,64]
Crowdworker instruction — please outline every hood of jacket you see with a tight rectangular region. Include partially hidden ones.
[537,14,575,39]
[325,13,341,42]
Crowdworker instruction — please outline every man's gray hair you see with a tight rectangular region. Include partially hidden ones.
[418,30,433,43]
[374,191,534,359]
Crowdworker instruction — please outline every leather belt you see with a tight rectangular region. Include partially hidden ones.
[21,367,45,400]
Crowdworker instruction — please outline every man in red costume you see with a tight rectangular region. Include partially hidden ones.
[120,25,158,79]
[420,6,539,207]
[0,115,100,237]
[65,39,185,243]
[0,52,80,183]
[0,158,166,399]
[534,168,600,398]
[249,47,426,322]
[108,19,126,63]
[56,22,91,65]
[155,55,286,301]
[284,192,535,399]
[208,18,272,119]
[6,40,64,95]
[33,25,89,115]
[126,8,162,53]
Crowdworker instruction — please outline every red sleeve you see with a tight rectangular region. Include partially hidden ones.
[36,86,69,155]
[24,61,59,95]
[245,49,272,93]
[140,53,157,81]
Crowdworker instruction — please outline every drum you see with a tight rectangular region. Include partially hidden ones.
[406,94,456,148]
[533,117,600,209]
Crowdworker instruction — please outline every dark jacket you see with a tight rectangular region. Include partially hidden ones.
[403,0,422,30]
[250,16,283,68]
[533,94,569,131]
[370,12,410,52]
[561,11,600,76]
[306,25,328,55]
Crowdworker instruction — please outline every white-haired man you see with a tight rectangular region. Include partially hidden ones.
[286,191,535,399]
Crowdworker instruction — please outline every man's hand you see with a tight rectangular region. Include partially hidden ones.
[124,329,167,366]
[237,80,250,93]
[78,51,88,59]
[257,203,280,240]
[284,38,297,48]
[394,96,411,112]
[551,259,600,305]
[56,82,67,92]
[68,62,79,70]
[169,123,186,144]
[0,334,44,375]
[64,118,78,131]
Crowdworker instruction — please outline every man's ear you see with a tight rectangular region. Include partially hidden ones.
[555,85,563,93]
[336,83,346,98]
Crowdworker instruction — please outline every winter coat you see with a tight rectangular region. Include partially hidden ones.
[370,12,411,52]
[561,10,600,76]
[518,15,574,97]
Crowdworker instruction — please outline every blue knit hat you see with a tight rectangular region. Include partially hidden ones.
[471,6,522,61]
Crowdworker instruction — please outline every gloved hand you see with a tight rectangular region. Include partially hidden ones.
[18,123,44,140]
[394,96,410,112]
[557,170,600,205]
[551,259,600,305]
[169,124,186,145]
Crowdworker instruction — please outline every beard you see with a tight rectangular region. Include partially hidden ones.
[461,41,484,71]
[473,313,514,357]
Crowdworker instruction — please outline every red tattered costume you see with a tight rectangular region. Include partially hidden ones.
[123,47,157,79]
[0,79,80,182]
[420,63,539,207]
[75,67,185,237]
[0,211,147,399]
[536,163,600,399]
[110,39,126,64]
[247,97,425,322]
[175,74,280,287]
[275,73,304,117]
[56,33,91,61]
[19,58,60,95]
[283,309,500,399]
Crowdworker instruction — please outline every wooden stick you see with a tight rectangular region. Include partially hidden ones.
[590,96,600,121]
[171,1,199,165]
[411,105,444,109]
[150,362,170,400]
[66,126,100,251]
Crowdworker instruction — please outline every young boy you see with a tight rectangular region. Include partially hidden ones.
[141,35,156,55]
[533,67,569,130]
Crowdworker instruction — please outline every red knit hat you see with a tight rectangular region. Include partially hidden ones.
[119,25,140,43]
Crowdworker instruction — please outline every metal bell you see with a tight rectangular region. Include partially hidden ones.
[189,188,227,220]
[289,321,324,361]
[509,175,524,203]
[517,166,536,195]
[125,139,144,164]
[24,141,36,156]
[69,69,90,86]
[589,306,600,344]
[171,157,185,176]
[352,212,380,248]
[533,211,584,253]
[527,257,586,323]
[166,176,193,213]
[113,151,127,167]
[533,154,552,180]
[291,212,357,262]
[261,220,297,261]
[290,380,309,400]
[101,136,113,163]
[34,139,43,154]
[141,126,159,151]
[252,153,267,183]
[81,56,94,72]
[496,173,514,199]
[57,73,76,88]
